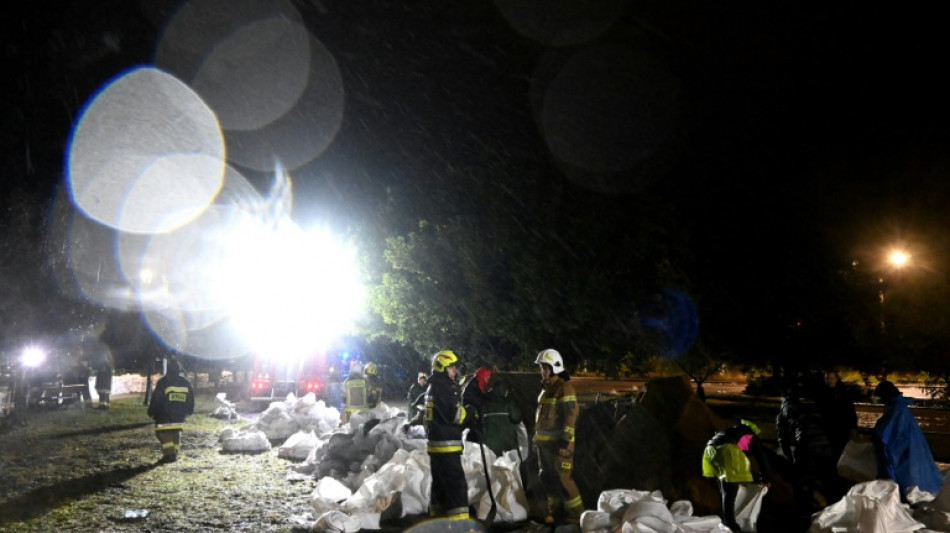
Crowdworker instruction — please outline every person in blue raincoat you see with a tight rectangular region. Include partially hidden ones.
[872,380,942,497]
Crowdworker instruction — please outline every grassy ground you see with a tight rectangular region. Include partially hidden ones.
[0,392,313,532]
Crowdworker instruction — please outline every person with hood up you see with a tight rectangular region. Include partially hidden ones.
[702,419,771,533]
[533,348,584,526]
[147,358,194,463]
[872,380,942,498]
[478,368,523,457]
[461,366,491,443]
[425,349,470,520]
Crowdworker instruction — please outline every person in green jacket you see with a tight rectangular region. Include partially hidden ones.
[479,370,523,457]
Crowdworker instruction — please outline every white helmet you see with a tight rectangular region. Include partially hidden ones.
[535,348,564,374]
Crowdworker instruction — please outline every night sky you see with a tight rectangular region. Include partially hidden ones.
[4,0,950,357]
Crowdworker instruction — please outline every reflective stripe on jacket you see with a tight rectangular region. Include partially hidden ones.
[426,372,467,453]
[344,376,367,413]
[534,375,578,445]
[147,373,195,425]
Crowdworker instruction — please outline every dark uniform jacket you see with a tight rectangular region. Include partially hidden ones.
[425,371,466,453]
[481,380,523,456]
[534,374,578,451]
[147,372,194,425]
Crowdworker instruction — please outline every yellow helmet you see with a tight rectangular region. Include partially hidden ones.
[364,362,378,376]
[535,348,564,374]
[432,350,459,372]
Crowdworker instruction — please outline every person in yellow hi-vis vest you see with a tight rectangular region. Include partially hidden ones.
[533,348,584,526]
[342,361,368,424]
[147,358,194,464]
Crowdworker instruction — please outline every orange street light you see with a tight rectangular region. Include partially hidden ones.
[888,250,909,269]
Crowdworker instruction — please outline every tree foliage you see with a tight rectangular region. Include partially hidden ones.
[362,156,696,371]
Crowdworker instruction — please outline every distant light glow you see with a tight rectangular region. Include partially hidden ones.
[889,250,909,268]
[21,346,47,368]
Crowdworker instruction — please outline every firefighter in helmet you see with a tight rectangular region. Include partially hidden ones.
[363,362,382,408]
[425,349,469,520]
[533,348,584,525]
[341,361,367,424]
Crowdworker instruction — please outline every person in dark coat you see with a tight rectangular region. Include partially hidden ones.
[776,395,835,512]
[480,373,523,457]
[425,349,470,520]
[407,371,427,414]
[94,358,114,409]
[146,358,195,463]
[815,370,858,461]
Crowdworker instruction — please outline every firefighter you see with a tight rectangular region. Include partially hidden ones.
[147,358,195,463]
[533,348,584,526]
[363,362,382,408]
[425,349,469,520]
[342,361,367,424]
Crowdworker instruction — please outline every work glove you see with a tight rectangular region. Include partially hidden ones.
[558,439,572,457]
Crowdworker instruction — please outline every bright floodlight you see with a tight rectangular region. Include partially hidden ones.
[889,250,909,268]
[21,347,47,368]
[210,219,366,363]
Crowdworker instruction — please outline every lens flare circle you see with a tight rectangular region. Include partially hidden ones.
[66,66,225,234]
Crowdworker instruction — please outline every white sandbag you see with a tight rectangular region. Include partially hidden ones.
[256,401,300,441]
[313,510,361,533]
[344,476,398,514]
[837,437,878,483]
[279,430,319,460]
[734,484,767,533]
[475,449,529,522]
[810,480,925,533]
[351,511,381,530]
[314,475,353,503]
[221,429,272,452]
[581,509,613,531]
[598,489,667,516]
[218,426,238,442]
[406,425,427,439]
[620,500,677,533]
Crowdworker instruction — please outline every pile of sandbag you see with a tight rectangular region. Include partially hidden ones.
[305,438,529,530]
[579,488,730,532]
[217,393,342,453]
[216,393,532,530]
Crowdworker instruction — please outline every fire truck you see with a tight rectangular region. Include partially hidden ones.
[247,342,352,404]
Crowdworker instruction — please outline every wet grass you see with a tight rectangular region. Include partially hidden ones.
[0,393,313,532]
